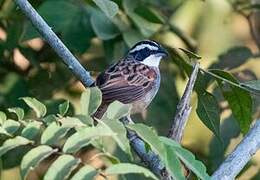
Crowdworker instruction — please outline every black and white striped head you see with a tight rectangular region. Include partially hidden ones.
[127,40,168,67]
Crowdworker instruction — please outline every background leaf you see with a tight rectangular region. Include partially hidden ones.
[196,91,221,139]
[20,145,57,179]
[80,87,102,116]
[8,107,24,120]
[21,97,46,118]
[105,163,158,180]
[44,155,81,180]
[93,0,119,18]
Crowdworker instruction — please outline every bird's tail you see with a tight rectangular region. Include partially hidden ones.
[92,102,108,120]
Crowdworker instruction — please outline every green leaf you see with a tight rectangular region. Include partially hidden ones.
[21,97,47,118]
[179,48,201,60]
[22,1,80,40]
[44,155,81,180]
[8,107,24,120]
[196,91,221,139]
[71,165,97,180]
[127,124,165,156]
[104,101,131,120]
[58,100,70,116]
[210,47,252,70]
[241,80,260,94]
[59,117,86,128]
[123,29,144,47]
[93,0,119,18]
[104,119,132,157]
[41,121,71,145]
[105,163,158,180]
[2,120,20,135]
[90,9,120,40]
[0,111,7,124]
[127,12,161,38]
[210,70,253,133]
[42,115,57,125]
[174,147,210,180]
[0,136,32,157]
[20,145,58,179]
[21,121,42,140]
[80,87,102,116]
[63,125,116,153]
[160,137,210,180]
[164,145,185,180]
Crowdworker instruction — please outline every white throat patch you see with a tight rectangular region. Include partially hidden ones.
[140,55,162,67]
[130,44,158,53]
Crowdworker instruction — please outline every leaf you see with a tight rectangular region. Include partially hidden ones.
[71,165,97,180]
[210,47,253,70]
[160,137,210,180]
[179,48,201,60]
[241,80,260,93]
[2,120,20,135]
[104,119,132,157]
[59,117,86,128]
[20,145,58,179]
[0,136,32,157]
[41,122,71,145]
[127,124,165,156]
[123,29,144,47]
[90,9,120,40]
[22,1,80,40]
[59,100,70,116]
[0,111,7,124]
[8,107,24,120]
[21,97,47,118]
[105,163,158,180]
[196,91,221,139]
[63,125,116,153]
[42,114,57,125]
[164,145,185,180]
[93,0,119,18]
[80,87,102,116]
[44,155,81,180]
[104,101,131,120]
[127,12,161,38]
[210,70,253,133]
[21,121,42,140]
[174,147,210,180]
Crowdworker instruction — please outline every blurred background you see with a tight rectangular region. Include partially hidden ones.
[0,0,260,179]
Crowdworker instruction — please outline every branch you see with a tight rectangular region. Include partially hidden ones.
[212,120,260,180]
[14,0,94,87]
[168,62,199,142]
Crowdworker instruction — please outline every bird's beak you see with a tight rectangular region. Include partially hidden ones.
[157,47,169,58]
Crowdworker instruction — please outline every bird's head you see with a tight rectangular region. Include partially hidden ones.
[127,40,168,67]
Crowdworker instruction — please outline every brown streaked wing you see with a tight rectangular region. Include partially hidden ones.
[96,60,156,104]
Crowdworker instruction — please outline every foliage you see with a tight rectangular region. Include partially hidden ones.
[1,0,260,179]
[0,87,209,179]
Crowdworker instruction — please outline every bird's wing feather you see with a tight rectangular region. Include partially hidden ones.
[96,58,157,104]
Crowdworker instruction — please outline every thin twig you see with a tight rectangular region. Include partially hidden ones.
[212,120,260,180]
[168,63,199,142]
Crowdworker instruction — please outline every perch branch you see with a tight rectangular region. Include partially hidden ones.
[14,0,94,87]
[168,63,199,142]
[212,120,260,180]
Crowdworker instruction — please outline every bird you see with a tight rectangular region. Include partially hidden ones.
[93,40,168,119]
